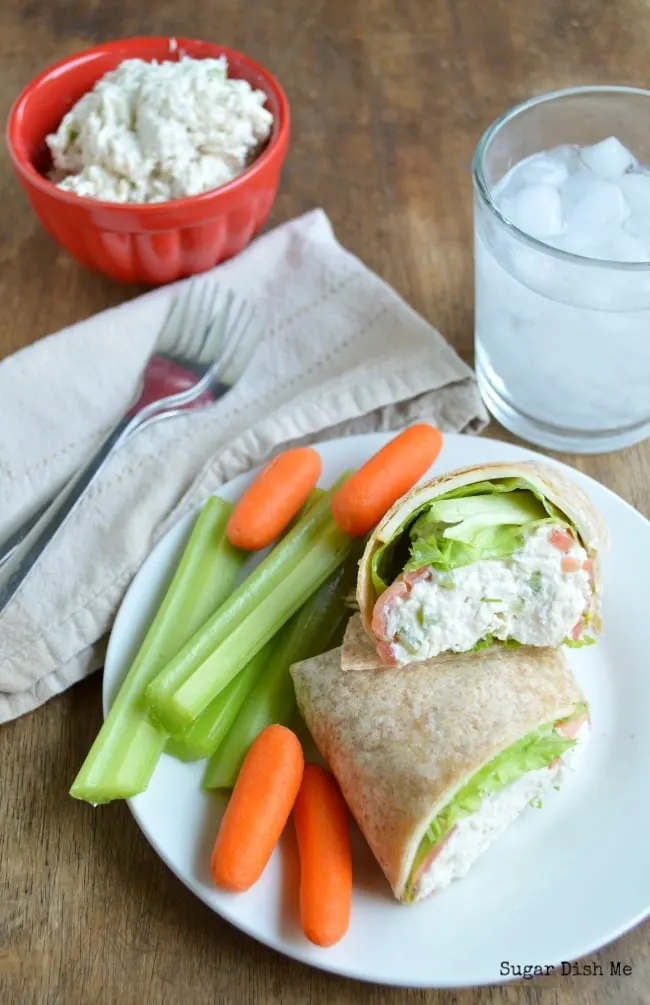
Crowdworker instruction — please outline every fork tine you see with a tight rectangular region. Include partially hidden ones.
[192,282,222,362]
[175,279,206,355]
[218,306,260,386]
[178,280,224,363]
[191,281,218,357]
[198,289,235,365]
[215,296,244,356]
[155,282,191,355]
[205,296,243,371]
[172,278,206,358]
[160,279,193,356]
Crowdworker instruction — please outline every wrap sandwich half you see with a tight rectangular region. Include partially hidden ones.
[291,637,589,903]
[357,460,609,666]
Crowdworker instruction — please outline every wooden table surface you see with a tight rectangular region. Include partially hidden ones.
[0,1,648,1002]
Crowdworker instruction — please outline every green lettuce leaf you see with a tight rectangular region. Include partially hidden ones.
[404,523,545,575]
[432,478,565,522]
[406,535,478,573]
[404,712,585,901]
[369,477,577,595]
[412,490,547,537]
[405,493,560,576]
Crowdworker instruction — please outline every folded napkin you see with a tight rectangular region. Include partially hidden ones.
[0,209,487,723]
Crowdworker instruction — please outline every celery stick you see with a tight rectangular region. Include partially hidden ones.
[294,486,325,521]
[149,517,353,732]
[165,641,273,762]
[165,487,326,761]
[70,497,245,804]
[145,475,351,729]
[203,556,357,789]
[202,622,298,789]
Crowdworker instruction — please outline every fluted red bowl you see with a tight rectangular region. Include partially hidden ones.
[6,37,290,285]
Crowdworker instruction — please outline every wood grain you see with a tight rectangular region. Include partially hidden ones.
[0,0,648,1002]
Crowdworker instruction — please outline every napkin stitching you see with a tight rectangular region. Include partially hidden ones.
[256,305,391,400]
[265,269,360,339]
[3,427,112,482]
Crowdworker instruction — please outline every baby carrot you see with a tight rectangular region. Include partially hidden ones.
[211,724,304,892]
[227,448,323,551]
[293,764,352,947]
[330,424,443,537]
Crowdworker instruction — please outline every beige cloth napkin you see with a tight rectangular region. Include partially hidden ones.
[0,209,487,723]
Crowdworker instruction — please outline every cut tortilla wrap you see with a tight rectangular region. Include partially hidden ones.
[357,460,609,664]
[291,642,589,902]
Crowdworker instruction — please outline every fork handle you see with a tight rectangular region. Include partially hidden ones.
[0,499,52,569]
[0,416,135,613]
[0,412,142,572]
[0,372,221,574]
[0,378,205,572]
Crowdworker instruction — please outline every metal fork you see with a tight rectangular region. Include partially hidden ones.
[0,280,236,566]
[0,279,258,567]
[0,281,260,612]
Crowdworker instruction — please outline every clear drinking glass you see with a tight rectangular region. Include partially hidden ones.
[473,86,650,453]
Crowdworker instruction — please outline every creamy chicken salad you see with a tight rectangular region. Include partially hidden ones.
[377,525,592,662]
[414,719,589,899]
[46,56,274,203]
[370,481,597,663]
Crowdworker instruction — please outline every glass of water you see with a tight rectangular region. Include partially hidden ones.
[473,86,650,453]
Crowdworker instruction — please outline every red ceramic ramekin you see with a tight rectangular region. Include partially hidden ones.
[6,37,290,285]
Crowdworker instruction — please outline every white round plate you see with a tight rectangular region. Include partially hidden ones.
[104,432,650,988]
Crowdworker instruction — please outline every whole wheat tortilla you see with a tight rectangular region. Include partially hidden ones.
[341,613,392,672]
[291,642,586,902]
[357,459,610,644]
